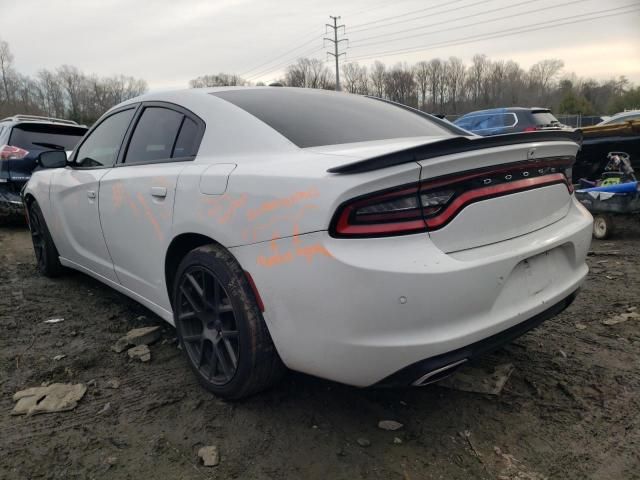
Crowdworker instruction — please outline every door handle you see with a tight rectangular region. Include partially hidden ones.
[151,186,167,198]
[87,190,96,199]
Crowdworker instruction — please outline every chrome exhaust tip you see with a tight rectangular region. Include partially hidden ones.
[412,358,467,387]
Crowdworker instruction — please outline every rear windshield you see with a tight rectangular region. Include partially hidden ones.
[9,123,87,151]
[531,111,560,127]
[211,89,452,148]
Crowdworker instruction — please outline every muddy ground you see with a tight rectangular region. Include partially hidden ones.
[0,221,639,480]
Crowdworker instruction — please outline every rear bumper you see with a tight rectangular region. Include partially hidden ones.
[230,197,593,387]
[0,186,24,221]
[376,289,578,387]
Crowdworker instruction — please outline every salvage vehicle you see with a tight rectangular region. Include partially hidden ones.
[0,115,87,222]
[454,107,567,136]
[574,119,640,181]
[576,152,639,239]
[22,87,593,399]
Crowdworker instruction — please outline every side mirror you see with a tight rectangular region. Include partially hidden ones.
[37,151,67,169]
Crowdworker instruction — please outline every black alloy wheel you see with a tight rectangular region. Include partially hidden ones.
[28,201,63,277]
[176,266,240,385]
[172,244,285,399]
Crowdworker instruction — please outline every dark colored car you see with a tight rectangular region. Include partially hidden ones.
[454,107,567,136]
[0,115,87,221]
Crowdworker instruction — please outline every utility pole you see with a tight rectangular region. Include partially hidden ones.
[324,16,347,91]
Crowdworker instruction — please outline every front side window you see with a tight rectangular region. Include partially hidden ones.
[124,107,184,164]
[75,108,135,167]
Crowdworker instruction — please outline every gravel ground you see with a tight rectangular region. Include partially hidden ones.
[1,220,639,480]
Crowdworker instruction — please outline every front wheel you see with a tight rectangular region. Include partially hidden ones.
[28,201,64,277]
[592,214,614,240]
[172,244,285,399]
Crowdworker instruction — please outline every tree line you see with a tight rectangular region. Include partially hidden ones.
[193,55,640,117]
[2,32,638,125]
[0,38,147,125]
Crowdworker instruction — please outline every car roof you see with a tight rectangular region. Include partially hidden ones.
[0,114,87,129]
[459,107,551,116]
[610,110,640,118]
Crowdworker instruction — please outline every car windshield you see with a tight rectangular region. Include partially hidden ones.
[9,123,87,150]
[211,89,453,148]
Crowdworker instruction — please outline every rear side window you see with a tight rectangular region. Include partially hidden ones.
[212,89,452,148]
[173,117,199,158]
[124,107,184,163]
[75,108,135,168]
[9,124,87,151]
[531,111,560,127]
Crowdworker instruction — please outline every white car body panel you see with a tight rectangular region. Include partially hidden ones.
[23,87,593,388]
[49,167,117,282]
[98,162,186,310]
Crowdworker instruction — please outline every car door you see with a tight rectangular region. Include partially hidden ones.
[99,102,204,310]
[49,106,137,281]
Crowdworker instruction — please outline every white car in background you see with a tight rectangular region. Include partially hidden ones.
[596,110,640,126]
[23,87,592,399]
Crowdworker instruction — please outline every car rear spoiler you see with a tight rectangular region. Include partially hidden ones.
[327,130,583,174]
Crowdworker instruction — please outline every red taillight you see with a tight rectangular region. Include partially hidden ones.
[523,127,538,132]
[330,158,575,238]
[0,145,29,160]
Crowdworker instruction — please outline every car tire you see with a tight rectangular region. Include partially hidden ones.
[28,201,64,277]
[592,214,614,240]
[172,244,285,399]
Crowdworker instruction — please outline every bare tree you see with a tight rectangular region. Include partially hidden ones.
[189,73,247,88]
[285,58,333,89]
[445,57,465,113]
[0,38,15,104]
[384,63,416,107]
[425,59,443,111]
[467,54,489,106]
[414,61,429,110]
[369,61,386,98]
[528,59,564,101]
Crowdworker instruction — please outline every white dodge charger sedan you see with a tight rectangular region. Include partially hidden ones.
[23,87,592,398]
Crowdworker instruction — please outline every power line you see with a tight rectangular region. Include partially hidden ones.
[238,0,417,80]
[350,0,586,49]
[345,5,639,63]
[239,32,324,78]
[340,0,416,19]
[245,46,325,81]
[325,16,348,91]
[347,0,473,32]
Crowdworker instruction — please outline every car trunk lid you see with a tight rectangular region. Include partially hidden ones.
[417,139,578,253]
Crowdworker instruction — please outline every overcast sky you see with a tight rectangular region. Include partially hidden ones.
[2,0,639,89]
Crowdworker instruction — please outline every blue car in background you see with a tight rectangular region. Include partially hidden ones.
[454,107,566,136]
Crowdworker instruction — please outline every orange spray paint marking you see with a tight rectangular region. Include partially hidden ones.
[247,187,320,221]
[241,204,319,242]
[136,192,163,241]
[112,183,125,209]
[296,244,333,263]
[292,224,301,247]
[257,251,295,267]
[218,194,248,224]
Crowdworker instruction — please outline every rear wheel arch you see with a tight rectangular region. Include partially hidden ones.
[165,233,238,307]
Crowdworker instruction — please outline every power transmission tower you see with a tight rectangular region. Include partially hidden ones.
[324,16,348,91]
